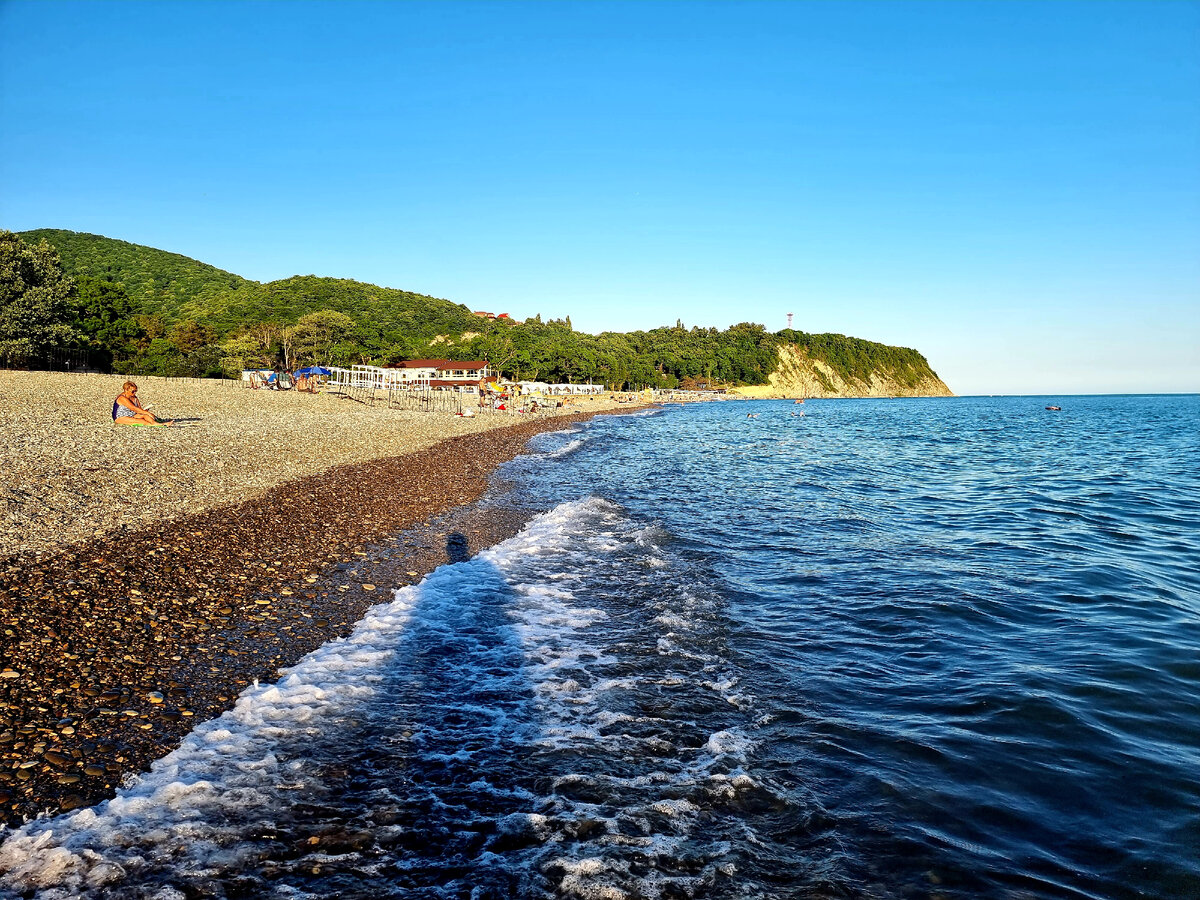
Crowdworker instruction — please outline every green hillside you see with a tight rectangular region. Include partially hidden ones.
[8,228,949,393]
[778,329,938,391]
[19,229,255,323]
[19,229,480,344]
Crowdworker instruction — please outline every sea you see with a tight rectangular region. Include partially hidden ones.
[1,395,1197,900]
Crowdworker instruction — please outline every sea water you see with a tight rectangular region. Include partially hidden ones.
[1,395,1197,899]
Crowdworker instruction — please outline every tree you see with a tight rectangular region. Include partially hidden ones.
[220,333,273,369]
[0,230,82,360]
[73,274,144,366]
[170,319,216,353]
[222,321,286,368]
[133,338,184,376]
[289,309,358,365]
[136,313,166,341]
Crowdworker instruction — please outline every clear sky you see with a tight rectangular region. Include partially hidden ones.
[2,0,1197,395]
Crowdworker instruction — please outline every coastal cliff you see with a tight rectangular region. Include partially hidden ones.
[732,343,953,399]
[13,229,951,395]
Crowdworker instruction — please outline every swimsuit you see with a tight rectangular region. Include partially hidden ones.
[113,399,142,420]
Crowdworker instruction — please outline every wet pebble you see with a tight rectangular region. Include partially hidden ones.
[42,751,71,769]
[0,406,613,824]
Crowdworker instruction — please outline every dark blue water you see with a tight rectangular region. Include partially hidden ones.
[508,395,1200,899]
[3,395,1197,900]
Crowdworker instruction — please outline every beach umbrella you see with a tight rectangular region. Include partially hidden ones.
[294,366,332,376]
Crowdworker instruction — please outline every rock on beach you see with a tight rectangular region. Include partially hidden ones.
[0,371,643,825]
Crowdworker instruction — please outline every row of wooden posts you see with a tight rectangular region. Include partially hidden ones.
[307,379,555,417]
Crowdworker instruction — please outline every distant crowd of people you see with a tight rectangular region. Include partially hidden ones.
[111,373,648,430]
[249,367,318,393]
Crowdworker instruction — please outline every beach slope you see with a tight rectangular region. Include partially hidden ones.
[0,372,639,824]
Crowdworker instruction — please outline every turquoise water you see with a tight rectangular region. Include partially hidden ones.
[2,395,1197,899]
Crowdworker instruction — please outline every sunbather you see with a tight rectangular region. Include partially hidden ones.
[267,368,293,390]
[113,381,174,426]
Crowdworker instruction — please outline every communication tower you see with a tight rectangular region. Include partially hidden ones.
[786,312,793,329]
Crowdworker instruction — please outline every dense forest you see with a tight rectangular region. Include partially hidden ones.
[5,229,943,391]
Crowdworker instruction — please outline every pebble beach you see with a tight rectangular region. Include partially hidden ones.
[1,372,622,559]
[0,371,642,824]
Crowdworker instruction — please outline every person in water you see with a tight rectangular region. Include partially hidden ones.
[113,381,174,426]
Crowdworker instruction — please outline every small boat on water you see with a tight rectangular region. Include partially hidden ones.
[1046,406,1061,411]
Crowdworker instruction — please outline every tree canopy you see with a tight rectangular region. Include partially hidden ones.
[13,228,944,390]
[778,329,934,389]
[0,231,83,360]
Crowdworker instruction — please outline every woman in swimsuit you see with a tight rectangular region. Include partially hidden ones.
[113,381,174,426]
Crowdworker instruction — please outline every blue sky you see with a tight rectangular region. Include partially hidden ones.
[2,0,1197,394]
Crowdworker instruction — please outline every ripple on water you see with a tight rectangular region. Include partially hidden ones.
[2,395,1198,900]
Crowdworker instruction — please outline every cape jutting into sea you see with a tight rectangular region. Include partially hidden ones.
[1,394,1197,900]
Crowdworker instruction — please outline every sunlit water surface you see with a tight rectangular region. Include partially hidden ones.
[1,395,1197,900]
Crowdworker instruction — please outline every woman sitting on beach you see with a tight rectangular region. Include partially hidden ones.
[113,381,174,426]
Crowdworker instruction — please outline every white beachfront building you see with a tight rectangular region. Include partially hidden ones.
[388,359,492,392]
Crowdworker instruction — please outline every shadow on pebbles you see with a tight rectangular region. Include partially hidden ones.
[0,414,594,826]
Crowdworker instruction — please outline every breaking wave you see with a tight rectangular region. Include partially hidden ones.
[0,497,774,899]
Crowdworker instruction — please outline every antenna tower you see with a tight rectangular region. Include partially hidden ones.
[786,312,793,329]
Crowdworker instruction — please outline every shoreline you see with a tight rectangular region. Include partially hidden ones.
[0,393,643,826]
[0,371,634,560]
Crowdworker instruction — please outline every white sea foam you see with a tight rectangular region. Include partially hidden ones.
[0,494,756,898]
[548,437,589,458]
[0,583,427,894]
[607,407,665,418]
[473,498,758,898]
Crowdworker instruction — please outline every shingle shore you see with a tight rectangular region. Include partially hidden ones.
[0,371,642,825]
[0,371,620,560]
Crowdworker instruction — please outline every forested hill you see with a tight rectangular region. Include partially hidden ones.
[12,228,951,395]
[19,229,480,350]
[19,229,256,321]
